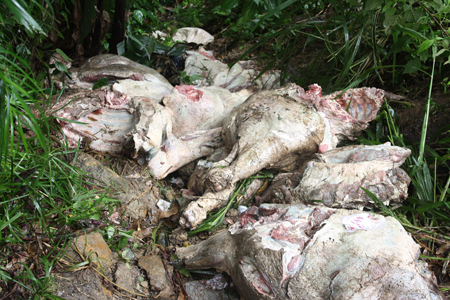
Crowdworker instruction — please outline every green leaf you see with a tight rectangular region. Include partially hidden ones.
[403,58,422,74]
[55,49,72,62]
[416,201,447,213]
[241,1,258,21]
[438,137,450,144]
[393,24,427,41]
[92,77,109,90]
[364,0,383,11]
[178,267,191,277]
[383,15,404,29]
[54,61,69,74]
[80,0,96,40]
[117,236,128,250]
[2,0,44,34]
[404,7,423,23]
[220,0,240,11]
[417,40,434,53]
[360,187,396,217]
[133,10,144,24]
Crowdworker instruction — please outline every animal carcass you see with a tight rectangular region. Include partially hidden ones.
[177,204,444,300]
[180,84,386,228]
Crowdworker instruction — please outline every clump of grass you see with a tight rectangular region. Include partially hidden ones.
[0,45,116,299]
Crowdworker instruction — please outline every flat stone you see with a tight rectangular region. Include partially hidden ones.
[185,280,240,300]
[74,152,130,193]
[138,255,173,298]
[115,261,139,296]
[55,269,110,300]
[73,231,113,270]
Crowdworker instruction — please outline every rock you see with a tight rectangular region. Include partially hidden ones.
[73,152,158,220]
[115,261,139,296]
[138,255,173,298]
[184,49,280,92]
[169,227,188,246]
[177,204,445,300]
[73,231,114,270]
[185,276,240,300]
[55,269,111,300]
[173,27,214,45]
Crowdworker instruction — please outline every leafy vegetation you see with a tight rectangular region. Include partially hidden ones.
[1,0,450,297]
[0,1,118,297]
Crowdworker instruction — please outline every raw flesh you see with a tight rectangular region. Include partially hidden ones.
[50,88,136,152]
[162,85,252,137]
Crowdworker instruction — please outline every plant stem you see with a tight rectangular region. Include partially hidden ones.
[418,45,436,164]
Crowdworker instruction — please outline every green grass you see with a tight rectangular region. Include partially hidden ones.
[0,46,117,299]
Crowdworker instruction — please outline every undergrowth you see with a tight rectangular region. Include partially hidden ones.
[1,0,450,297]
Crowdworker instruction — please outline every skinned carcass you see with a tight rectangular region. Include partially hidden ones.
[132,85,252,178]
[67,54,173,102]
[50,88,137,152]
[294,142,412,209]
[180,84,386,228]
[51,68,251,176]
[177,204,445,300]
[184,49,281,92]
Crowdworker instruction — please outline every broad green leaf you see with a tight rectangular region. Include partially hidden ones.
[54,61,69,73]
[403,58,422,74]
[384,6,396,18]
[404,7,423,23]
[364,0,383,10]
[178,267,191,277]
[242,1,258,21]
[383,15,404,29]
[417,40,434,53]
[427,0,446,13]
[92,77,109,90]
[133,10,144,24]
[117,236,128,250]
[2,0,44,34]
[80,0,96,40]
[219,0,240,11]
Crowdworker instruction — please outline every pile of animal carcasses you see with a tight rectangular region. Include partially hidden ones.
[48,35,440,299]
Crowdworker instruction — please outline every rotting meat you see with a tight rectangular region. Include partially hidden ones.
[177,204,445,300]
[180,83,386,229]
